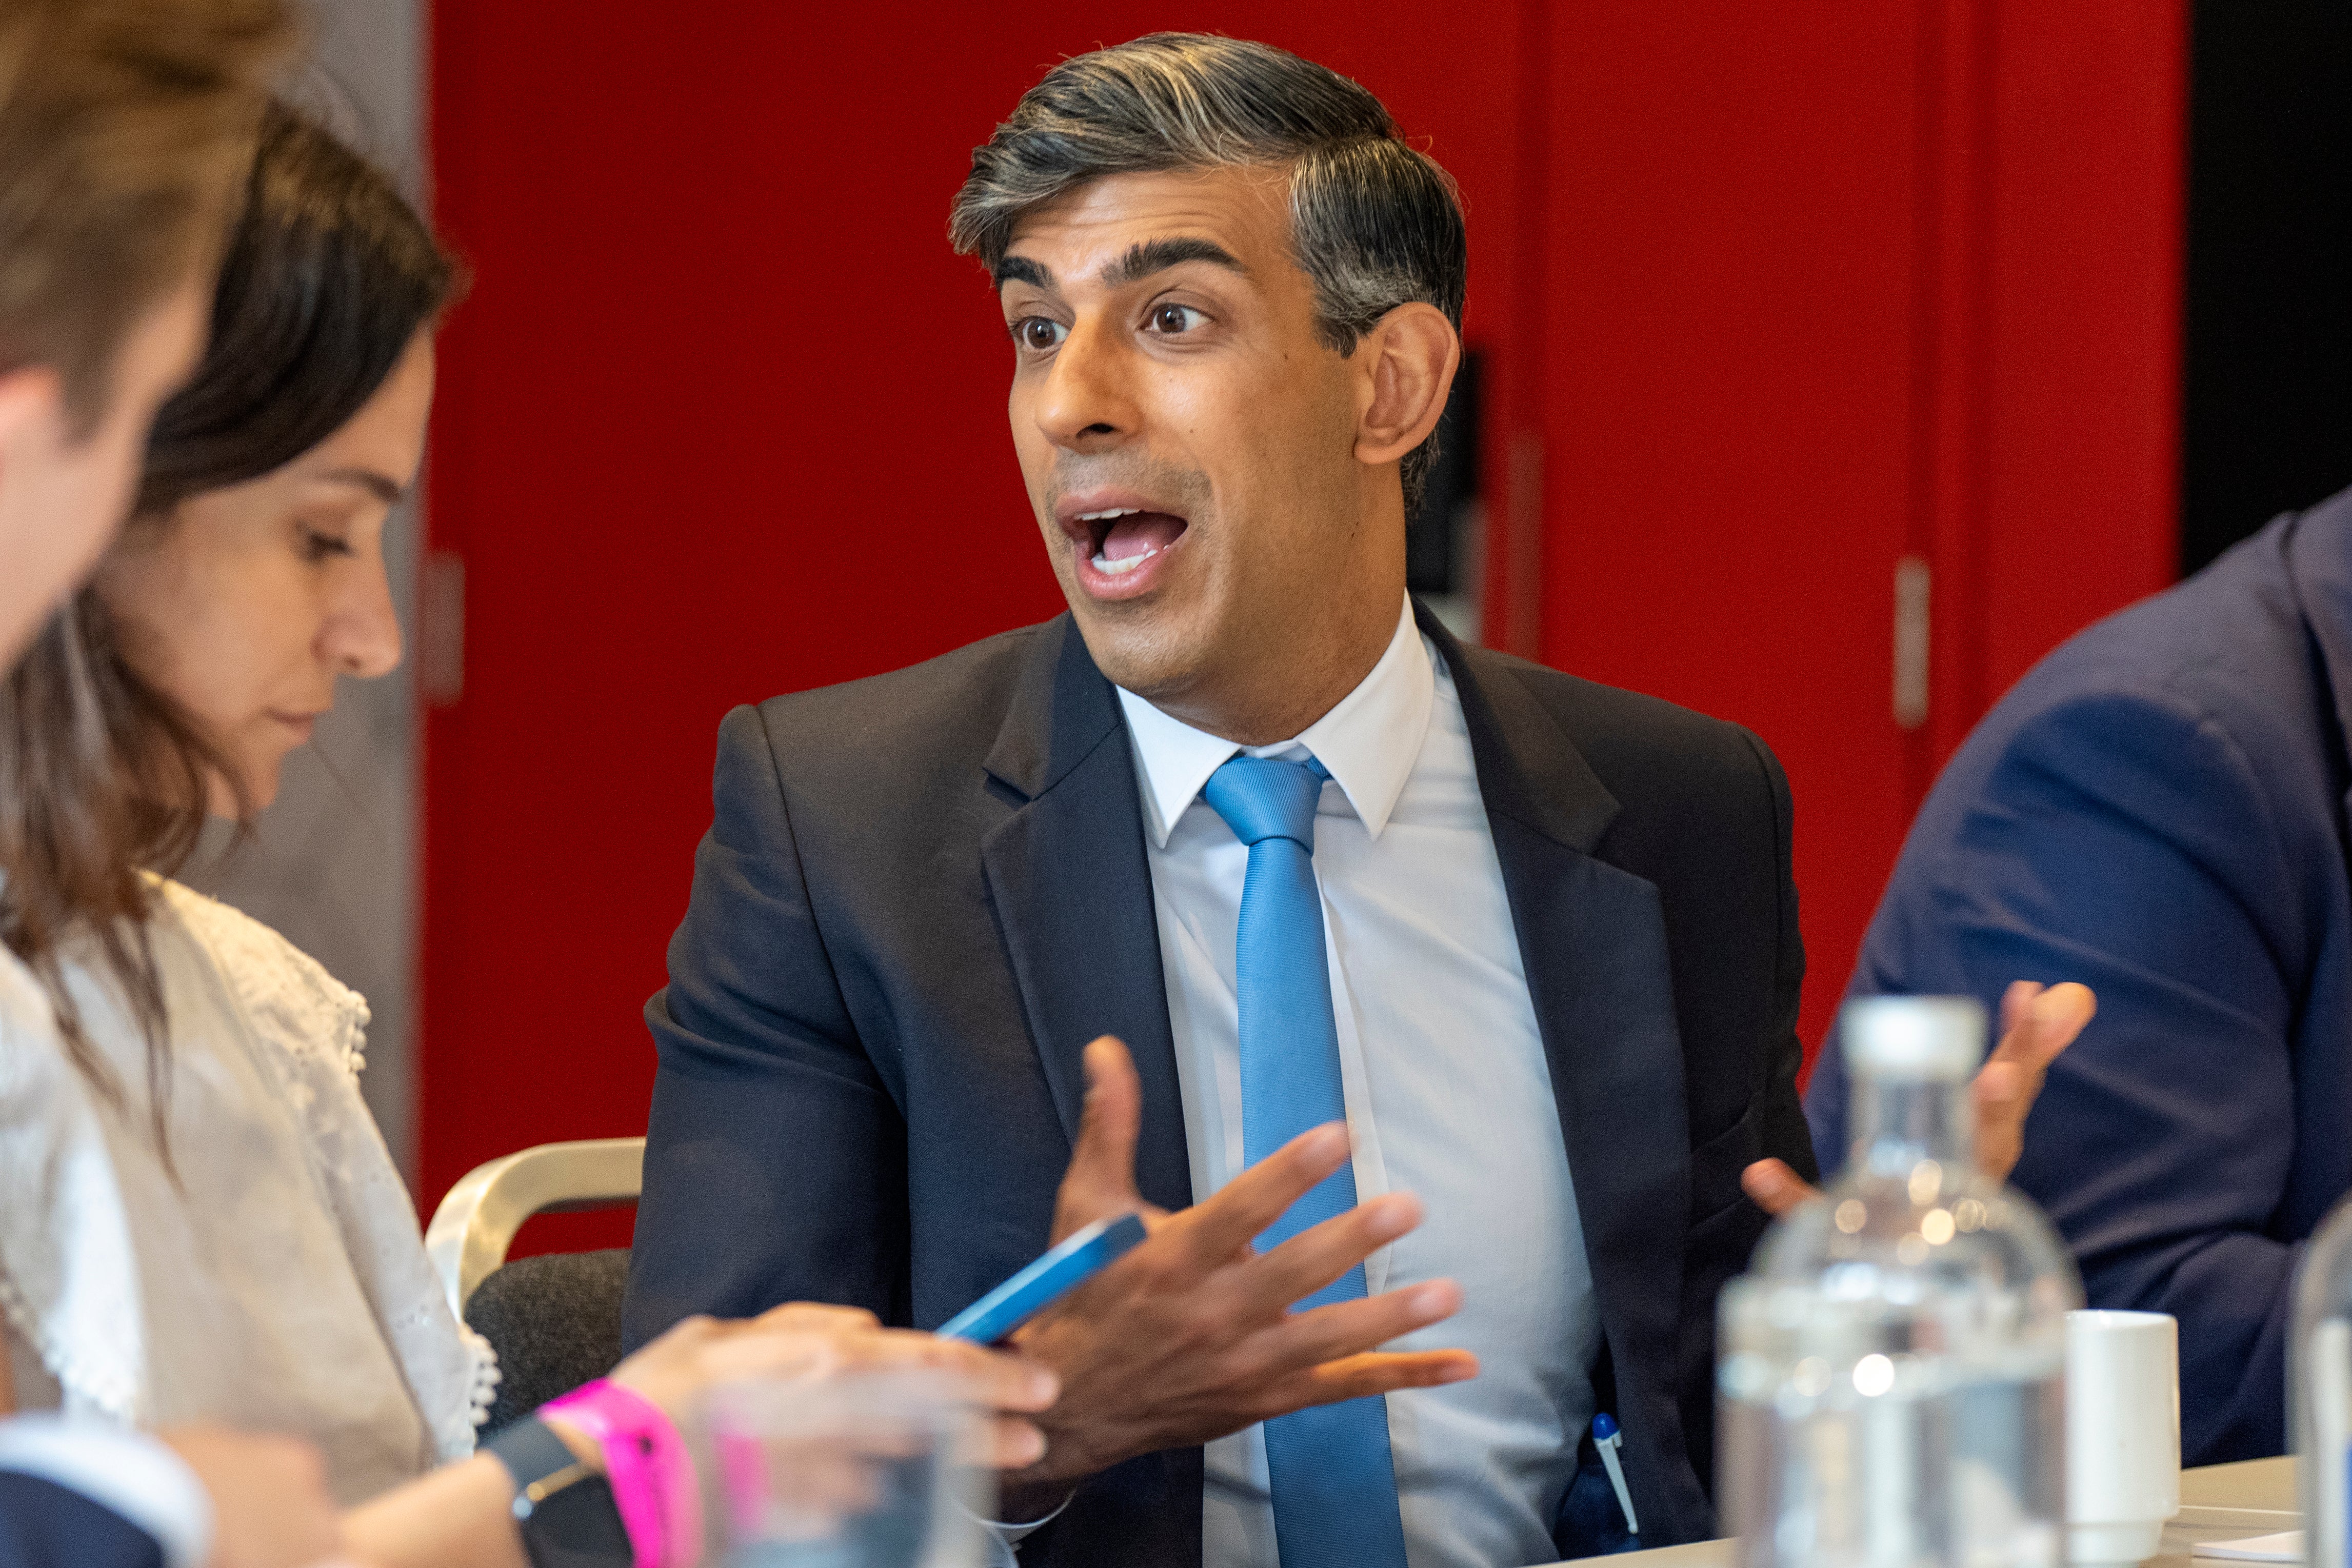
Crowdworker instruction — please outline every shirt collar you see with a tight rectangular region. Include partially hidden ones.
[1116,598,1435,849]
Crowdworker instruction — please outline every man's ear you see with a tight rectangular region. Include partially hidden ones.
[0,363,75,667]
[0,363,66,469]
[1352,303,1459,470]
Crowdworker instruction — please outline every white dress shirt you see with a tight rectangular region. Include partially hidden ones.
[1115,599,1602,1568]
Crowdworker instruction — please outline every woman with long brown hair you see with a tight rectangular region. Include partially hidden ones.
[0,105,1055,1567]
[2,103,480,1498]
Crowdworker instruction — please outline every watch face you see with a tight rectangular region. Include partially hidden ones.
[521,1474,634,1568]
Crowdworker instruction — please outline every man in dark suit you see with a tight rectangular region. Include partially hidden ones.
[1807,481,2352,1469]
[624,33,2053,1567]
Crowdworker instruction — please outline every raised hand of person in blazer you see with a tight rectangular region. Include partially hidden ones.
[1741,981,2096,1216]
[999,1038,1477,1516]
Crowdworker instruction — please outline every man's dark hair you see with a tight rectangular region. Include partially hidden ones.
[949,32,1466,512]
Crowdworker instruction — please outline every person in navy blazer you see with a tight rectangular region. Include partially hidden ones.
[1808,480,2352,1466]
[0,1474,165,1568]
[0,1417,343,1568]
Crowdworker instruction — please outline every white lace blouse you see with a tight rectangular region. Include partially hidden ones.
[0,880,494,1505]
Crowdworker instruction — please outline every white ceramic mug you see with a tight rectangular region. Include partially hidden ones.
[2066,1309,2181,1566]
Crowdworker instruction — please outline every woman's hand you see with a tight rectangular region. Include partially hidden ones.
[600,1302,1061,1470]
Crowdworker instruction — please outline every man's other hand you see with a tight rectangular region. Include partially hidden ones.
[156,1426,343,1568]
[1002,1037,1476,1511]
[1742,981,2098,1217]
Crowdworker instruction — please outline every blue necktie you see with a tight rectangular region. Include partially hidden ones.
[1201,753,1409,1568]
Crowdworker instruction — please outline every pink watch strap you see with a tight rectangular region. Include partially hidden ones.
[539,1379,702,1568]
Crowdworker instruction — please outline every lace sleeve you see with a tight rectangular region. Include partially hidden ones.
[157,881,492,1460]
[0,953,151,1423]
[155,881,367,1080]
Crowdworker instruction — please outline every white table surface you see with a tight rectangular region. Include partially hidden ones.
[1544,1454,2299,1567]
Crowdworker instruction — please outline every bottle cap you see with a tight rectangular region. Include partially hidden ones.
[1841,995,1985,1078]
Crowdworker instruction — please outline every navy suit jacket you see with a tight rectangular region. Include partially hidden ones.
[0,1473,161,1568]
[1807,484,2352,1465]
[624,601,1816,1562]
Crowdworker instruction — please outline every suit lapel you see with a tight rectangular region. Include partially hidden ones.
[1420,605,1704,1533]
[2281,506,2352,828]
[979,616,1194,1214]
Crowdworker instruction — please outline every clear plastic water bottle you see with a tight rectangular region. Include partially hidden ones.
[2294,1195,2352,1567]
[1718,996,2082,1568]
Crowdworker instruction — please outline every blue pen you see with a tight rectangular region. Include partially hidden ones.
[1593,1413,1640,1536]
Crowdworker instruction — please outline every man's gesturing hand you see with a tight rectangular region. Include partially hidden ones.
[1003,1037,1475,1505]
[1742,981,2098,1217]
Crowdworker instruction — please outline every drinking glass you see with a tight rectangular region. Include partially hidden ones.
[1719,997,2081,1568]
[699,1368,989,1568]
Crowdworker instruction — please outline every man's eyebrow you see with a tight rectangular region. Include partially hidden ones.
[318,466,404,503]
[1100,237,1247,289]
[994,255,1054,290]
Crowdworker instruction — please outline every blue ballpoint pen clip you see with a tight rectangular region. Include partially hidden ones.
[1592,1412,1640,1536]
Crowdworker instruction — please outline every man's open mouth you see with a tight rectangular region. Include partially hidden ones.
[1072,506,1189,577]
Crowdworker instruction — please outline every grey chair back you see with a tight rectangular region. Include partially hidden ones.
[466,1248,632,1436]
[423,1138,646,1438]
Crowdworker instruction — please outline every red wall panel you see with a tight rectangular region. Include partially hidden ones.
[1534,5,1928,1076]
[1974,4,2183,710]
[1911,0,2184,764]
[1526,2,2181,1074]
[421,5,1528,1211]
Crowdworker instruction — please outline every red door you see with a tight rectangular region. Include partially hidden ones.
[1484,1,2183,1074]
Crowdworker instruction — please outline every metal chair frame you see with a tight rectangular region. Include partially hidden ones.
[424,1136,644,1321]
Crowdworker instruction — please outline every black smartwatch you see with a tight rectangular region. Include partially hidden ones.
[485,1417,634,1568]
